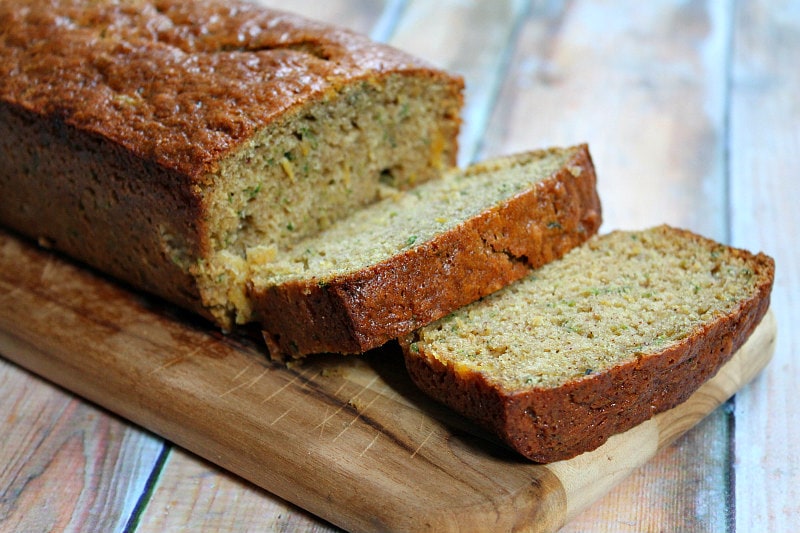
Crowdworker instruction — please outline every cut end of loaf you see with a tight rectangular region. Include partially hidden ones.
[402,225,775,462]
[190,72,463,327]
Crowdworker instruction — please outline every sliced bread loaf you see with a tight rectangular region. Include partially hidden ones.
[0,0,463,329]
[401,225,774,462]
[248,144,601,360]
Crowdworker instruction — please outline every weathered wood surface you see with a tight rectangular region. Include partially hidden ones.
[727,2,800,531]
[0,1,797,531]
[0,358,164,532]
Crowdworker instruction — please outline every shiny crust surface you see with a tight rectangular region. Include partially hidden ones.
[253,145,602,359]
[402,233,775,463]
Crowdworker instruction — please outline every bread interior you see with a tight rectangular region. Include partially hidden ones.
[195,73,461,325]
[409,226,769,391]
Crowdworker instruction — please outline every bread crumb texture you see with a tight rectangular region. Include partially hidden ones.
[411,225,774,392]
[249,146,576,287]
[197,73,461,324]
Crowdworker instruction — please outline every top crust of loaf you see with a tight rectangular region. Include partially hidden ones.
[0,0,460,178]
[402,226,775,462]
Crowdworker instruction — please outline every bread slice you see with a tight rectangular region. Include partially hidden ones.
[0,0,463,329]
[401,225,774,462]
[248,144,601,360]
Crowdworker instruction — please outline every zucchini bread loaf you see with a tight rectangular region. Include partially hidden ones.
[249,144,601,360]
[402,226,774,462]
[0,0,463,328]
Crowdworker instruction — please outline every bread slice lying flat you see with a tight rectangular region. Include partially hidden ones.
[248,144,601,360]
[401,225,774,462]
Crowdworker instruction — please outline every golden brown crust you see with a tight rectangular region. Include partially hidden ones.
[252,145,602,359]
[402,240,775,463]
[0,101,210,315]
[0,0,452,178]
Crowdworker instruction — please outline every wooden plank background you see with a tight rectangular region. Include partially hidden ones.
[1,1,797,531]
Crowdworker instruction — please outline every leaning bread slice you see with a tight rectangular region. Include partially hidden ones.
[401,225,774,462]
[248,144,601,360]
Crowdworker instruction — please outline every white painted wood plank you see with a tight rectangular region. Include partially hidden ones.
[729,1,800,530]
[480,0,732,238]
[252,0,389,36]
[134,448,336,532]
[391,0,529,165]
[0,357,164,532]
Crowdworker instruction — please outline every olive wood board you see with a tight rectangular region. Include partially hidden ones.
[0,229,776,532]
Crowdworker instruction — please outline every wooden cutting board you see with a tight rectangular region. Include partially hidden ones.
[0,229,776,532]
